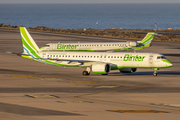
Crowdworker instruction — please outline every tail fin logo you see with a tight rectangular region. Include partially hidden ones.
[20,27,40,58]
[140,32,158,44]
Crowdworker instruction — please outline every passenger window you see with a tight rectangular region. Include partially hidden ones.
[43,45,50,47]
[157,56,161,59]
[108,56,110,58]
[68,55,70,57]
[111,56,113,58]
[157,56,166,59]
[162,56,166,59]
[104,56,106,58]
[114,56,116,58]
[97,56,99,58]
[53,55,55,57]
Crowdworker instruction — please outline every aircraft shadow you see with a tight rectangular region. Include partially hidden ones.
[109,71,180,76]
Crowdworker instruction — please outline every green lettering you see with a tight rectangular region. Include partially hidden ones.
[66,44,70,49]
[128,54,131,61]
[129,56,132,61]
[142,56,146,61]
[123,54,146,62]
[71,45,74,49]
[133,56,135,61]
[75,45,78,49]
[123,54,129,61]
[63,44,65,49]
[135,55,138,61]
[57,44,63,49]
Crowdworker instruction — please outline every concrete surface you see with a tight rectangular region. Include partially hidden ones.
[0,28,180,120]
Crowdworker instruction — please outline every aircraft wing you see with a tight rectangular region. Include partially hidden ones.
[44,58,97,63]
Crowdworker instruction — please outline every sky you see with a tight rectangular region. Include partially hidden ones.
[0,0,180,4]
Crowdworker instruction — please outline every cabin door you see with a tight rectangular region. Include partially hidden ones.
[149,55,154,65]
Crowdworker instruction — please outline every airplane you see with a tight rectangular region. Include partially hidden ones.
[40,32,157,52]
[14,27,173,76]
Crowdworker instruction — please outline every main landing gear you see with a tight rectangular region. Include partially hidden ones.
[82,71,90,76]
[153,68,159,76]
[82,67,91,76]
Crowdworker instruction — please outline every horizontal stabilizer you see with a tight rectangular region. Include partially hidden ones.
[11,52,32,56]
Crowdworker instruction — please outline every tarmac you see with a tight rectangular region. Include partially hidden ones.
[0,28,180,120]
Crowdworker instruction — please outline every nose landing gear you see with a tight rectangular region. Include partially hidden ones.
[153,68,159,76]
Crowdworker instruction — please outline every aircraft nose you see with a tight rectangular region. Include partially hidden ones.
[162,59,173,67]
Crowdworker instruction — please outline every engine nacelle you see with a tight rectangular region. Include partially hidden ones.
[127,42,138,47]
[92,63,110,74]
[40,44,51,50]
[119,68,137,73]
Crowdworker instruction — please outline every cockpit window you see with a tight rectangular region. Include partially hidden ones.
[157,56,166,59]
[43,45,50,47]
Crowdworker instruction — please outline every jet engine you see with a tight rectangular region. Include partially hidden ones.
[92,63,110,74]
[127,42,139,47]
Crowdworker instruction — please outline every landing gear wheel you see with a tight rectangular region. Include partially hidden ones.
[153,73,157,76]
[153,68,159,77]
[82,71,90,76]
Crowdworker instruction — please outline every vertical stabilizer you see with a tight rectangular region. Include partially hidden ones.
[20,27,40,58]
[133,32,158,50]
[140,32,158,45]
[124,32,158,51]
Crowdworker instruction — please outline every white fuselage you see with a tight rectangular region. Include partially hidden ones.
[40,42,138,51]
[39,51,172,69]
